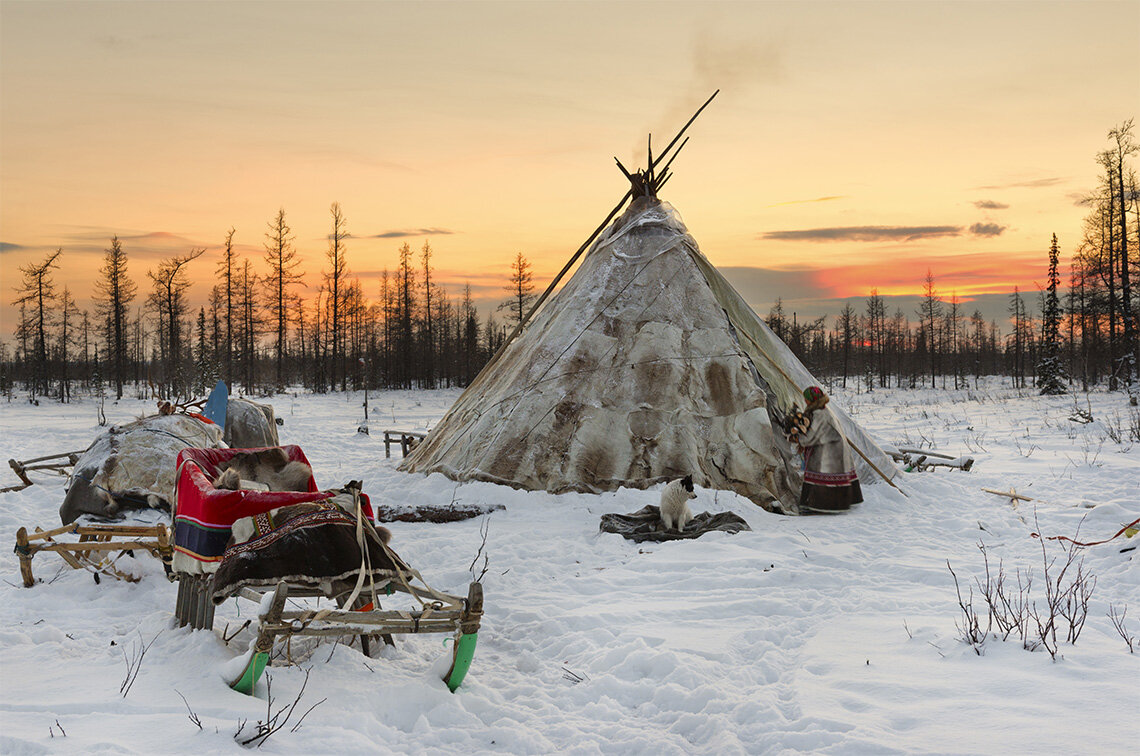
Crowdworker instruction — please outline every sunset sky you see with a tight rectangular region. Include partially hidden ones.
[2,1,1138,338]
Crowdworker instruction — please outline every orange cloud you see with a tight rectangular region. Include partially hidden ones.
[806,249,1049,300]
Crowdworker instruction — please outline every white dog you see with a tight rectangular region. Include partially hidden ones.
[660,474,697,532]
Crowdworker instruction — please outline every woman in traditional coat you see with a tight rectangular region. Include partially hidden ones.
[787,386,863,514]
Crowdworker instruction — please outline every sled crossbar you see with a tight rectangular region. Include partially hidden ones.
[268,608,468,634]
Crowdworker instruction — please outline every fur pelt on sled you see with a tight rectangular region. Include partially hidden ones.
[61,413,224,524]
[210,493,406,603]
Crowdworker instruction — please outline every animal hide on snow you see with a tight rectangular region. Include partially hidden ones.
[600,505,751,543]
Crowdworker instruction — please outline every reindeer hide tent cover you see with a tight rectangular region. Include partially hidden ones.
[400,197,897,512]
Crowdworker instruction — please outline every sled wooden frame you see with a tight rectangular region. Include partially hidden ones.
[174,572,483,695]
[889,446,975,473]
[3,450,86,493]
[14,522,171,587]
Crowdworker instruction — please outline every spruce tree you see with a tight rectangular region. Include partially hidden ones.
[1037,234,1068,395]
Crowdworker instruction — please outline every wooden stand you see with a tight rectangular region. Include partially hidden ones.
[14,523,171,587]
[383,430,426,458]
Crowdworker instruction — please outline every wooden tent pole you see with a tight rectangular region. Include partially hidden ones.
[845,436,906,495]
[650,91,719,174]
[485,188,634,368]
[487,90,721,369]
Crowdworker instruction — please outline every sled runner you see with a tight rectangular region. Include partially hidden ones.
[171,445,483,694]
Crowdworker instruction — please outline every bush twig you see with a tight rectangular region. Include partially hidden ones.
[120,631,161,697]
[1107,604,1135,653]
[238,670,325,748]
[948,560,988,654]
[468,517,491,583]
[176,690,202,730]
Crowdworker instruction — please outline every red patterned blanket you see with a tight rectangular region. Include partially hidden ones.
[209,499,409,603]
[172,446,374,572]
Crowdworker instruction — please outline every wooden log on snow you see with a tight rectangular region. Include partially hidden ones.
[982,487,1034,502]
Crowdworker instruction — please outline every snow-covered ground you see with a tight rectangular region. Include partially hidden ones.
[1,382,1137,755]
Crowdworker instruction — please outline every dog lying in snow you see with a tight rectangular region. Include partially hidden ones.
[212,447,313,493]
[659,474,696,532]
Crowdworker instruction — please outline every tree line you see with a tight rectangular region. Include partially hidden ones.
[768,121,1138,396]
[4,122,1137,403]
[5,201,539,404]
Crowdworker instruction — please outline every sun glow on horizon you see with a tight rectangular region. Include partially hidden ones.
[2,1,1135,337]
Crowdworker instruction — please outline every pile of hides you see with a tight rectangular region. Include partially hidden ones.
[61,414,223,523]
[225,398,279,448]
[599,505,751,543]
[211,493,410,603]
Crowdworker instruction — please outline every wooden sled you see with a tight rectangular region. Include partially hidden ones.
[889,446,975,472]
[175,569,483,695]
[3,450,85,493]
[177,576,484,695]
[171,445,484,694]
[14,522,171,587]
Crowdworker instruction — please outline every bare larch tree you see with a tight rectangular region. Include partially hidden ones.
[12,248,62,399]
[147,247,204,399]
[264,208,301,390]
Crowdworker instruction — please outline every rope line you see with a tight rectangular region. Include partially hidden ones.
[508,252,695,447]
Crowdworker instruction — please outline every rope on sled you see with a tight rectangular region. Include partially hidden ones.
[292,487,456,633]
[1031,517,1140,547]
[293,487,379,630]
